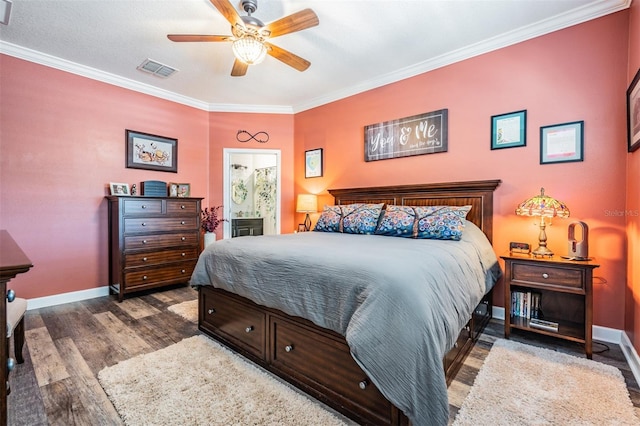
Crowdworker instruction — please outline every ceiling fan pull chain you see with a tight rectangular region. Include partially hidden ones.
[237,130,270,143]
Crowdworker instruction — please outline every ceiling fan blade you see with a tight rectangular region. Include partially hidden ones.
[209,0,243,27]
[167,34,232,42]
[264,9,319,38]
[231,59,249,77]
[264,42,311,72]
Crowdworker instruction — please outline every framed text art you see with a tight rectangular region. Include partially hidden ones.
[305,148,323,178]
[627,68,640,152]
[491,110,526,150]
[540,121,584,164]
[126,130,178,173]
[364,109,448,161]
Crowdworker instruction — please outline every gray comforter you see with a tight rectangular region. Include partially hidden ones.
[190,221,501,426]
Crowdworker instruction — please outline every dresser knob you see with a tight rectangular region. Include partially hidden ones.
[245,326,254,333]
[181,205,186,209]
[181,253,186,257]
[181,237,186,241]
[181,269,186,274]
[141,205,147,209]
[454,342,459,348]
[7,289,15,303]
[141,222,146,226]
[142,257,148,262]
[285,345,294,352]
[359,380,369,390]
[181,221,185,225]
[208,308,216,315]
[7,358,15,372]
[542,273,549,279]
[142,275,148,280]
[142,240,147,244]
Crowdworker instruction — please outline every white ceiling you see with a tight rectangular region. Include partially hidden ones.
[0,0,629,113]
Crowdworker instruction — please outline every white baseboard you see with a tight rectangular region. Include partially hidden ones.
[26,286,110,310]
[492,305,640,385]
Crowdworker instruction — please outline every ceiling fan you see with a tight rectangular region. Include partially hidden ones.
[168,0,319,77]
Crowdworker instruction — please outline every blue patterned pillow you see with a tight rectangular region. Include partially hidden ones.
[415,205,472,240]
[375,205,416,237]
[313,205,343,232]
[342,203,384,234]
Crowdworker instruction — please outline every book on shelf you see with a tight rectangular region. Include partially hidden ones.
[529,318,559,332]
[511,290,541,319]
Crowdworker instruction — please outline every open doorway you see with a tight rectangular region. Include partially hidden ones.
[222,148,281,239]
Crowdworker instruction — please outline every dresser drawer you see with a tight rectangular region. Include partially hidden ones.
[271,316,391,422]
[200,289,266,359]
[122,199,163,215]
[124,247,199,268]
[123,261,196,288]
[167,200,199,215]
[124,217,198,233]
[124,232,199,250]
[512,263,584,290]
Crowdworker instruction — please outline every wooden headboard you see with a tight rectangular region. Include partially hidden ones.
[328,179,501,243]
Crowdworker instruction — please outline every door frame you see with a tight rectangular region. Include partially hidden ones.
[222,148,282,239]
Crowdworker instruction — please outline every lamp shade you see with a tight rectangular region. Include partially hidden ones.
[515,188,570,219]
[296,194,318,213]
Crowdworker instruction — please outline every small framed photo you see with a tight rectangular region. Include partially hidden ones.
[297,224,306,232]
[491,110,526,150]
[177,183,191,198]
[126,129,178,173]
[305,148,323,178]
[540,121,584,164]
[627,68,640,152]
[168,182,179,197]
[110,182,130,196]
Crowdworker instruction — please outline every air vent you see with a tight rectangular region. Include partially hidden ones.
[137,59,178,78]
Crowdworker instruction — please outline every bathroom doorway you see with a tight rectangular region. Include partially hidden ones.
[222,148,281,239]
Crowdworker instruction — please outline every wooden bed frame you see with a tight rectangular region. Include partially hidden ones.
[198,179,501,425]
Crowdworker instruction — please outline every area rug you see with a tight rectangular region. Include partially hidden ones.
[98,335,349,425]
[167,299,197,323]
[453,338,638,425]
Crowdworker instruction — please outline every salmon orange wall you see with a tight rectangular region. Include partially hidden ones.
[626,0,640,349]
[294,11,630,330]
[207,112,295,237]
[0,55,210,300]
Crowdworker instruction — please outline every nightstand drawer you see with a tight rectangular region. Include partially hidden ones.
[512,263,584,289]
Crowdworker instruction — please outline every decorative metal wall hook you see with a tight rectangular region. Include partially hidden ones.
[237,130,269,144]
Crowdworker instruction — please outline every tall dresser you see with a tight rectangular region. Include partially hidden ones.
[106,196,203,302]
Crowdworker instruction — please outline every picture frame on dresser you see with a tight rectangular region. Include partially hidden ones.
[627,68,640,153]
[109,182,130,196]
[126,129,178,173]
[177,183,191,197]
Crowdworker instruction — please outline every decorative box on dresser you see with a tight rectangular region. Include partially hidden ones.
[107,196,203,302]
[0,230,34,425]
[501,253,599,358]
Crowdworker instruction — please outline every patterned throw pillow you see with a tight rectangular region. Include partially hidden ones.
[341,203,385,234]
[375,205,472,240]
[313,205,343,232]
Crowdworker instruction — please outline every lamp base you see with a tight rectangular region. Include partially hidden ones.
[304,213,311,232]
[532,246,554,258]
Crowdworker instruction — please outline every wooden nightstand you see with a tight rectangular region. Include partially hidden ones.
[501,253,599,358]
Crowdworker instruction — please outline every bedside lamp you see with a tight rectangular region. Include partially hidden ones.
[296,194,317,231]
[515,187,570,257]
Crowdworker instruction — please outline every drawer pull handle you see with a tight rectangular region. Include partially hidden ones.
[181,269,186,274]
[142,240,147,244]
[142,257,148,262]
[181,205,186,209]
[181,253,186,257]
[142,275,148,280]
[7,358,15,372]
[181,221,186,225]
[285,345,294,353]
[7,289,15,303]
[181,237,186,241]
[208,308,216,315]
[141,222,146,226]
[358,380,369,390]
[465,325,470,332]
[245,326,254,333]
[454,342,459,348]
[542,273,549,279]
[141,205,146,209]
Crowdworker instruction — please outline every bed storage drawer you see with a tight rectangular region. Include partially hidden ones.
[270,316,392,424]
[199,288,266,360]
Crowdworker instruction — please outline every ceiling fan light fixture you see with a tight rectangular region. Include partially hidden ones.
[232,35,267,65]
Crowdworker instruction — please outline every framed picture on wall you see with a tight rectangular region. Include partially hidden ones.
[627,68,640,153]
[540,121,584,164]
[491,110,526,150]
[126,129,178,173]
[305,148,323,178]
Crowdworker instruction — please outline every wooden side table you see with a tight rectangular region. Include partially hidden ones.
[501,253,599,358]
[0,231,34,425]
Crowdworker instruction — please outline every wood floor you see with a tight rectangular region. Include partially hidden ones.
[7,285,640,425]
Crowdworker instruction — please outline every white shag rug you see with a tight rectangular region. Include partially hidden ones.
[167,299,198,323]
[98,335,349,426]
[454,338,639,425]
